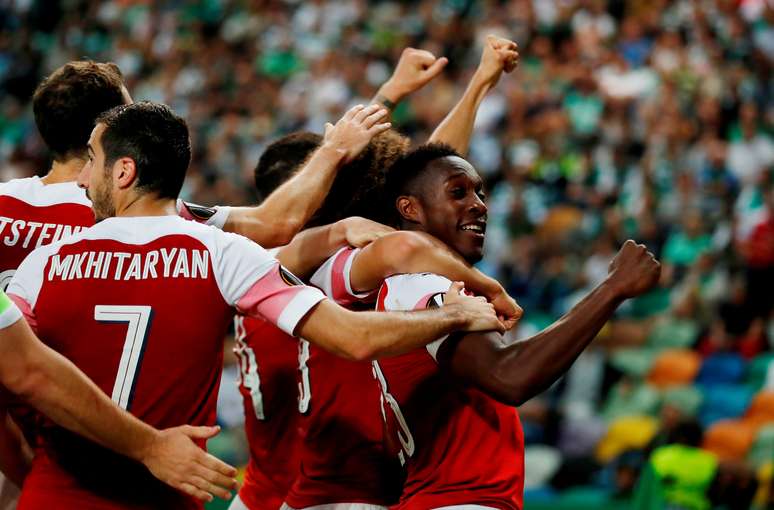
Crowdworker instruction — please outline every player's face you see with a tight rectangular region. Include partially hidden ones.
[79,123,116,222]
[414,156,488,263]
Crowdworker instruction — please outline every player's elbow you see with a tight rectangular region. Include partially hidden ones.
[488,366,534,407]
[2,357,48,403]
[383,231,434,272]
[271,217,304,247]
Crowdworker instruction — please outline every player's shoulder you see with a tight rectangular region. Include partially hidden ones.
[379,273,452,311]
[0,177,90,207]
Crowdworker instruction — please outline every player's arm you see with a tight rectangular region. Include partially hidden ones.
[429,35,519,155]
[0,293,238,503]
[372,48,448,114]
[349,230,522,327]
[222,104,391,248]
[438,241,660,406]
[276,217,394,278]
[295,282,504,361]
[0,406,31,487]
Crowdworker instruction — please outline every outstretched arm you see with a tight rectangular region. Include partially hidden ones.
[295,283,504,361]
[372,48,448,114]
[0,293,238,503]
[276,217,394,278]
[223,104,391,247]
[349,230,522,327]
[439,241,661,406]
[429,35,519,155]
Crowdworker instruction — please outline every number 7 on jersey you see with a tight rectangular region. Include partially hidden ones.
[94,305,153,410]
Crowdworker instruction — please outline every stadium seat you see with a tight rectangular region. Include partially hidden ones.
[646,318,699,350]
[746,353,774,390]
[746,390,774,424]
[595,415,659,463]
[601,381,660,422]
[609,347,658,379]
[660,385,703,418]
[647,349,701,388]
[697,383,755,428]
[702,419,755,461]
[696,352,747,386]
[524,445,562,489]
[748,425,774,468]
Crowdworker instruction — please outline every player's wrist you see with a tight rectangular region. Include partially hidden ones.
[316,142,349,167]
[374,81,404,108]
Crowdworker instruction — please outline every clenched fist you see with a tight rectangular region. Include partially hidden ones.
[607,240,662,299]
[378,48,448,102]
[475,35,519,87]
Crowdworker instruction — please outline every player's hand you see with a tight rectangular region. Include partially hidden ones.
[488,287,523,330]
[444,282,505,333]
[475,35,519,87]
[379,48,448,102]
[340,216,395,248]
[607,240,661,299]
[141,425,238,503]
[322,104,391,164]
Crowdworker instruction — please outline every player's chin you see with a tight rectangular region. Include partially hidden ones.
[454,236,485,264]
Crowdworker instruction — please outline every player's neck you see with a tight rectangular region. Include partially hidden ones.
[41,157,86,185]
[115,193,177,218]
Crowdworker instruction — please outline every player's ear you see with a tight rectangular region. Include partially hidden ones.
[114,157,137,190]
[395,195,423,225]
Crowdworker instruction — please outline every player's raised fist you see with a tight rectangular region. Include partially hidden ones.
[607,240,662,299]
[476,35,519,86]
[322,104,391,164]
[380,48,448,101]
[444,282,506,333]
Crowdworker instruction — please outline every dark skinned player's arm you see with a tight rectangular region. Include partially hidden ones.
[222,104,390,248]
[436,241,661,406]
[349,230,522,326]
[275,217,394,278]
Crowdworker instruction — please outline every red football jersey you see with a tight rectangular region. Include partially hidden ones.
[284,247,400,509]
[233,310,304,510]
[7,215,325,510]
[0,177,94,290]
[375,273,525,510]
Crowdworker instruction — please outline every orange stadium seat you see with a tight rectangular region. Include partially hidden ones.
[647,349,701,388]
[702,419,756,461]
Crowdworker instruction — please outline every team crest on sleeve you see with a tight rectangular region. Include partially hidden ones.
[280,266,304,286]
[181,202,218,221]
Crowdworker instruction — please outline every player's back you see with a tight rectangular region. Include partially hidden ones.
[0,176,94,289]
[8,215,264,509]
[375,273,525,510]
[234,313,303,509]
[285,247,400,509]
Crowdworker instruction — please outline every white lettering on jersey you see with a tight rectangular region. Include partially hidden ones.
[47,249,210,282]
[0,216,87,248]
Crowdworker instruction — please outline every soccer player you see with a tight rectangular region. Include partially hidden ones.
[0,289,239,503]
[367,144,660,509]
[6,101,502,509]
[223,38,521,510]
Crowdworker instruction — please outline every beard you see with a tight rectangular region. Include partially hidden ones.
[87,181,116,222]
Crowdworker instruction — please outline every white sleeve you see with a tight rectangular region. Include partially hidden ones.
[176,200,231,229]
[309,247,376,305]
[213,230,325,336]
[378,273,454,361]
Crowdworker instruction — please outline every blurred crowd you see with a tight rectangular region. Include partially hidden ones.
[1,0,773,508]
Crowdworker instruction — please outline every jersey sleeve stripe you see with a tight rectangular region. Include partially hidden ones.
[236,264,325,336]
[0,291,21,329]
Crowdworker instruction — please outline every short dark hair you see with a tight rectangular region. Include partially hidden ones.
[254,132,322,202]
[33,61,125,161]
[96,101,191,200]
[383,143,461,224]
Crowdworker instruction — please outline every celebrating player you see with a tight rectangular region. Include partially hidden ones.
[0,289,239,503]
[5,101,501,509]
[364,144,660,509]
